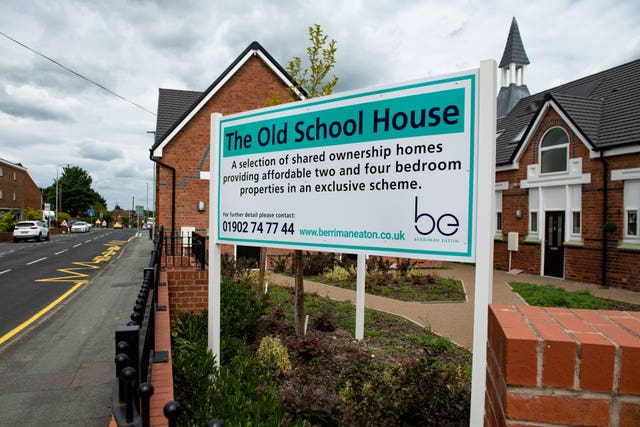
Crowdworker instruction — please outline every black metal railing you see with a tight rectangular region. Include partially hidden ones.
[191,231,207,269]
[158,229,208,270]
[112,228,162,427]
[112,226,222,426]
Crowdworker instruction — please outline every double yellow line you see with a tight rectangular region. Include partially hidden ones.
[0,238,132,346]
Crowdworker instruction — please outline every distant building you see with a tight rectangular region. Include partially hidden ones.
[0,157,42,219]
[494,18,640,289]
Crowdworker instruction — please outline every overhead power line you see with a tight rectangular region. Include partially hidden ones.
[0,30,156,116]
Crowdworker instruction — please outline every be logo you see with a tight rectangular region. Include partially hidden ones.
[414,196,460,236]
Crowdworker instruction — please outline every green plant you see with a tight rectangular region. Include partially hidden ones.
[303,251,336,276]
[604,221,617,233]
[23,207,42,221]
[0,212,17,232]
[321,265,354,283]
[286,336,326,360]
[221,277,268,361]
[221,253,253,283]
[395,257,417,276]
[367,256,392,274]
[271,253,292,273]
[313,312,337,332]
[257,336,292,375]
[171,311,216,425]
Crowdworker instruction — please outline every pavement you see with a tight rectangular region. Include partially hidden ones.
[0,233,153,427]
[269,262,640,350]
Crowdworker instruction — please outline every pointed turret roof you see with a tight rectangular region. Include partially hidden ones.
[499,17,530,68]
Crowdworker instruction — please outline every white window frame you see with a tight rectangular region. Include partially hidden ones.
[530,211,538,234]
[623,181,639,243]
[612,169,640,244]
[571,210,581,236]
[495,190,503,234]
[528,188,540,239]
[539,127,569,175]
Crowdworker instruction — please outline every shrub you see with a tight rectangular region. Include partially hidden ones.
[221,253,253,283]
[321,265,354,284]
[303,251,336,276]
[313,312,337,332]
[338,351,470,426]
[0,212,17,233]
[395,257,417,275]
[367,256,392,274]
[220,277,268,361]
[257,336,292,375]
[171,311,216,425]
[271,253,292,273]
[286,335,326,360]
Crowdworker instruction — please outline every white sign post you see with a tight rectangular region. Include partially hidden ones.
[210,61,496,423]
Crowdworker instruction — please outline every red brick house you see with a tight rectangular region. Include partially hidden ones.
[493,19,640,289]
[150,42,302,259]
[0,157,42,219]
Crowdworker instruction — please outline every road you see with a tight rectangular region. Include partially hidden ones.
[0,230,153,426]
[0,228,137,346]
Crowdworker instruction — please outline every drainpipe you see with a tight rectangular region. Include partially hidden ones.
[149,149,176,255]
[599,150,608,287]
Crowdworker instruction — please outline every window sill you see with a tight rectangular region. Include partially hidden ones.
[494,234,504,241]
[617,241,640,252]
[563,240,584,247]
[524,237,541,244]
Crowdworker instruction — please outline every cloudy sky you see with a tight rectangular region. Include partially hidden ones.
[1,0,638,211]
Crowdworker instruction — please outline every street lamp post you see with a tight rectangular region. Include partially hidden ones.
[55,163,69,225]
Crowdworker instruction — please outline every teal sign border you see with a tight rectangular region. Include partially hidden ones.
[216,72,477,259]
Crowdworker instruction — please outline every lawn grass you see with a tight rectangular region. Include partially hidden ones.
[509,282,640,311]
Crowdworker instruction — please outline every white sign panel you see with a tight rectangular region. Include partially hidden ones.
[215,71,478,261]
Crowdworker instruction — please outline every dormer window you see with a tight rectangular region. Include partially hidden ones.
[540,127,569,174]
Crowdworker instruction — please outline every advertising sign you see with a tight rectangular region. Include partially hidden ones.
[215,71,478,261]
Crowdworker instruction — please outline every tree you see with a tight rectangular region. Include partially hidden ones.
[42,165,107,218]
[282,24,339,337]
[287,24,339,98]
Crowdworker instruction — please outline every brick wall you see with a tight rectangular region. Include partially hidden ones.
[167,268,209,319]
[486,304,640,426]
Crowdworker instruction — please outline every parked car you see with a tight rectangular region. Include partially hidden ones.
[13,220,50,242]
[113,222,123,229]
[71,221,90,233]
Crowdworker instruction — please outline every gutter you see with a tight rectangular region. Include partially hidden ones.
[149,149,176,255]
[599,150,608,287]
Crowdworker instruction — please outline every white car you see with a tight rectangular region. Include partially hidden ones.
[71,221,90,233]
[13,221,50,242]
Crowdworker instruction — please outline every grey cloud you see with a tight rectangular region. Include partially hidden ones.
[0,85,74,122]
[80,142,124,161]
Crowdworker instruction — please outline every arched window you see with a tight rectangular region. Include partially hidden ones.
[540,127,569,174]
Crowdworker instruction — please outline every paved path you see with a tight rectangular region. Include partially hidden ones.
[270,263,640,350]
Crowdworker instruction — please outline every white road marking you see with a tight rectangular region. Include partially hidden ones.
[55,249,69,255]
[26,257,47,265]
[0,269,11,275]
